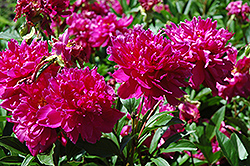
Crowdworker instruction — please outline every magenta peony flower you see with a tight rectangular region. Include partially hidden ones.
[66,12,132,63]
[164,16,237,96]
[14,0,71,35]
[178,101,200,123]
[0,39,49,99]
[5,71,58,156]
[138,0,161,11]
[89,13,133,48]
[108,26,192,105]
[218,56,250,102]
[226,1,250,22]
[153,3,171,14]
[37,67,125,143]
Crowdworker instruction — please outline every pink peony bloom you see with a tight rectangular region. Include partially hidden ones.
[108,26,192,105]
[178,101,200,123]
[5,71,59,156]
[218,56,250,102]
[66,12,132,63]
[226,1,250,22]
[138,0,161,11]
[37,67,125,143]
[164,17,237,96]
[0,39,49,99]
[14,0,71,35]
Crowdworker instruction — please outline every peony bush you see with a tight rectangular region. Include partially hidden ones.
[0,0,249,165]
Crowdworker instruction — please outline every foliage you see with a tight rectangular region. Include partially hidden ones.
[0,0,250,166]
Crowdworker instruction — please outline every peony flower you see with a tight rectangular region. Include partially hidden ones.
[178,101,200,123]
[217,56,250,102]
[226,1,250,22]
[66,12,132,63]
[138,0,161,11]
[108,25,192,105]
[5,70,59,156]
[153,3,171,14]
[164,16,237,96]
[14,0,71,35]
[89,13,133,48]
[37,67,125,144]
[0,39,49,99]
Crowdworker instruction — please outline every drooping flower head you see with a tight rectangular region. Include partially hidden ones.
[218,56,250,102]
[14,0,71,35]
[37,67,125,143]
[226,1,250,22]
[164,16,237,96]
[0,39,49,99]
[108,25,192,105]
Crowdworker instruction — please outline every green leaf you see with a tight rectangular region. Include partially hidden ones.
[183,0,193,15]
[0,136,30,155]
[149,126,168,154]
[230,133,248,160]
[0,156,24,165]
[0,29,21,41]
[76,138,121,158]
[120,135,133,152]
[196,135,221,165]
[21,154,35,166]
[120,98,140,114]
[161,139,196,153]
[65,140,83,161]
[205,106,225,140]
[37,144,55,166]
[0,116,10,122]
[151,157,170,166]
[159,131,193,149]
[226,117,249,136]
[194,88,212,100]
[216,129,239,166]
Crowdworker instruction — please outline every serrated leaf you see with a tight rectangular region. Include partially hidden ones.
[216,129,239,166]
[151,157,170,166]
[161,139,196,153]
[76,138,121,158]
[0,136,29,155]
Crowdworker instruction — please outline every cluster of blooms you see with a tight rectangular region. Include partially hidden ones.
[218,56,250,102]
[0,39,124,156]
[164,16,237,96]
[226,1,250,22]
[14,0,72,35]
[52,0,133,65]
[108,25,193,106]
